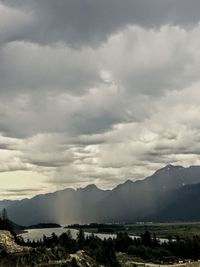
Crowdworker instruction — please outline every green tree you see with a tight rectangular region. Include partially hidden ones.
[77,229,85,250]
[2,208,8,221]
[141,231,152,246]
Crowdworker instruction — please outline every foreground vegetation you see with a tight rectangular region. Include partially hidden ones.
[12,229,200,266]
[2,213,200,266]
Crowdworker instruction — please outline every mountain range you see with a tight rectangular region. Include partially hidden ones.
[2,164,200,225]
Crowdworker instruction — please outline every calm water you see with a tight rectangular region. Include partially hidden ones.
[19,227,117,241]
[19,227,169,243]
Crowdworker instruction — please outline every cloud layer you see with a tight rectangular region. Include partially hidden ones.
[1,0,200,198]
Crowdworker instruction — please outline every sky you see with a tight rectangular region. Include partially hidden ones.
[1,0,200,199]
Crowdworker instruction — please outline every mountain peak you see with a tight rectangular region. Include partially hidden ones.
[124,179,134,185]
[5,164,200,225]
[83,184,100,191]
[155,164,184,174]
[113,179,134,191]
[163,164,175,171]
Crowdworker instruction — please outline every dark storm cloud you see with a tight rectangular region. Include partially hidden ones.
[0,43,101,95]
[1,0,200,196]
[1,188,42,197]
[5,188,41,193]
[0,144,12,150]
[0,165,28,172]
[2,0,200,47]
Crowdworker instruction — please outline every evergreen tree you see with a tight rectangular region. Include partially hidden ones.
[141,231,152,246]
[2,208,8,221]
[77,229,85,250]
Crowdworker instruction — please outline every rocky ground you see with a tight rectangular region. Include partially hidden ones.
[0,231,101,267]
[0,230,30,254]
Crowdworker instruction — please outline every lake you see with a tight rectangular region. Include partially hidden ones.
[19,227,118,241]
[19,227,169,243]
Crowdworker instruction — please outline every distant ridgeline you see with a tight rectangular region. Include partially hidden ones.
[2,165,200,225]
[27,223,61,229]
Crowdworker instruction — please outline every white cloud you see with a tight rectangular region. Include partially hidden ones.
[1,1,200,198]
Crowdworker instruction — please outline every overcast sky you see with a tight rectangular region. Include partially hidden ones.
[1,0,200,199]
